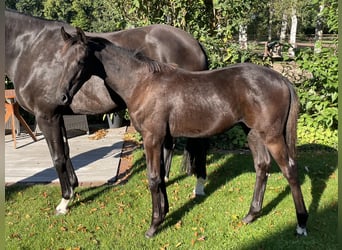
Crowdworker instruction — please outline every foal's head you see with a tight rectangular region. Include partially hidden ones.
[57,27,99,105]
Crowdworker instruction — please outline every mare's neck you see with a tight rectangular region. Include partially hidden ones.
[5,10,69,36]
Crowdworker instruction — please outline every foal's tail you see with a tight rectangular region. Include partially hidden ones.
[285,79,299,159]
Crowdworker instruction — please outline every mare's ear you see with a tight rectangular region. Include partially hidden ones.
[61,26,71,42]
[76,27,87,44]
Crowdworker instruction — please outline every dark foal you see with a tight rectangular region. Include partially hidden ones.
[57,28,308,238]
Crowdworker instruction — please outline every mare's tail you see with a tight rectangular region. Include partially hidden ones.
[285,79,299,160]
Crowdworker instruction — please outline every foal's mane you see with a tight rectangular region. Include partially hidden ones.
[90,36,176,74]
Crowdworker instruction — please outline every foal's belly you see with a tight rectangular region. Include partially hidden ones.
[169,110,237,138]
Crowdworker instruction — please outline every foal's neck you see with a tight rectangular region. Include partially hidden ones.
[99,44,149,103]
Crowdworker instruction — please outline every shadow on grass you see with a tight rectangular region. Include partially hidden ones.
[241,204,338,249]
[5,142,337,245]
[159,143,337,237]
[68,150,147,209]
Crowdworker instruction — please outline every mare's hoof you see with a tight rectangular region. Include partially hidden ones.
[296,225,307,236]
[55,208,68,216]
[193,190,206,196]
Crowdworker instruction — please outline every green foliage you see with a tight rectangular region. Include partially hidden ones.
[211,125,247,150]
[295,47,338,130]
[8,0,44,16]
[297,120,338,149]
[43,0,73,23]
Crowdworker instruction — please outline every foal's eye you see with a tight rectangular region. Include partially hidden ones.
[78,60,85,65]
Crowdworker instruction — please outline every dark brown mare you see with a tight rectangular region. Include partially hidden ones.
[58,28,308,238]
[5,9,209,214]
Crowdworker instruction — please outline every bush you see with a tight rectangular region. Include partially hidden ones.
[294,47,338,149]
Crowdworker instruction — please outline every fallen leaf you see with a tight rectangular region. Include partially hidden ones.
[175,220,182,229]
[197,235,206,241]
[88,129,108,140]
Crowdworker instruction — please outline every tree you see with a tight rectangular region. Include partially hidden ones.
[314,2,324,53]
[288,7,297,57]
[43,0,73,23]
[6,0,44,16]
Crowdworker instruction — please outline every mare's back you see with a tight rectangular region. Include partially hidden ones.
[103,24,208,71]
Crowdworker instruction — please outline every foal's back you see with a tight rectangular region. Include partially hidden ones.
[137,63,292,138]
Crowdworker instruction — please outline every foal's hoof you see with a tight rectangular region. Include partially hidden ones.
[242,214,256,224]
[296,225,307,236]
[145,227,157,239]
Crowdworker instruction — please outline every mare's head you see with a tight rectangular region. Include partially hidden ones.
[57,27,103,105]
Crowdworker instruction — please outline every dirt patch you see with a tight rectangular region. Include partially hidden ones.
[115,126,140,184]
[272,61,312,83]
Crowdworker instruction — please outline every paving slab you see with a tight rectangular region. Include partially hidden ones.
[5,127,127,186]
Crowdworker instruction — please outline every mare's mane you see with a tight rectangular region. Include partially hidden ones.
[89,36,176,74]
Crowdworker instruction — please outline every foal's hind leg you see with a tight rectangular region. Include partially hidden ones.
[265,136,308,236]
[243,130,271,224]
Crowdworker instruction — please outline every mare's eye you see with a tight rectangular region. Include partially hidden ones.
[78,60,85,65]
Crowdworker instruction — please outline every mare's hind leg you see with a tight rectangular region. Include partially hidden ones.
[163,132,175,182]
[36,115,78,214]
[265,135,308,236]
[243,130,271,224]
[184,138,209,196]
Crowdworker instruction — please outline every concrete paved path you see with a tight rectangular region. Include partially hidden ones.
[5,127,127,186]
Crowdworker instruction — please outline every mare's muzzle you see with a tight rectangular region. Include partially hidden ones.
[60,92,72,105]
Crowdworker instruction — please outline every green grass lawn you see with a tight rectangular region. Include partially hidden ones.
[5,147,338,249]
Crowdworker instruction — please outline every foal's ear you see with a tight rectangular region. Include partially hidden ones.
[61,26,71,42]
[76,27,87,44]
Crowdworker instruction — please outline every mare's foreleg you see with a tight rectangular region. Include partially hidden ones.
[184,138,209,196]
[144,135,169,238]
[36,115,78,215]
[266,136,308,236]
[243,130,271,224]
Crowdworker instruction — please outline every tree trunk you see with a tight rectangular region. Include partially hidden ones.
[279,13,287,43]
[268,4,274,42]
[314,4,324,53]
[204,0,215,34]
[288,8,297,58]
[239,24,248,50]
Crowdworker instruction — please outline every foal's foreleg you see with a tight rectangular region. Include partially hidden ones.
[144,137,169,238]
[36,116,77,215]
[243,130,271,224]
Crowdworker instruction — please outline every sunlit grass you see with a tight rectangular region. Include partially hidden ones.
[5,148,338,249]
